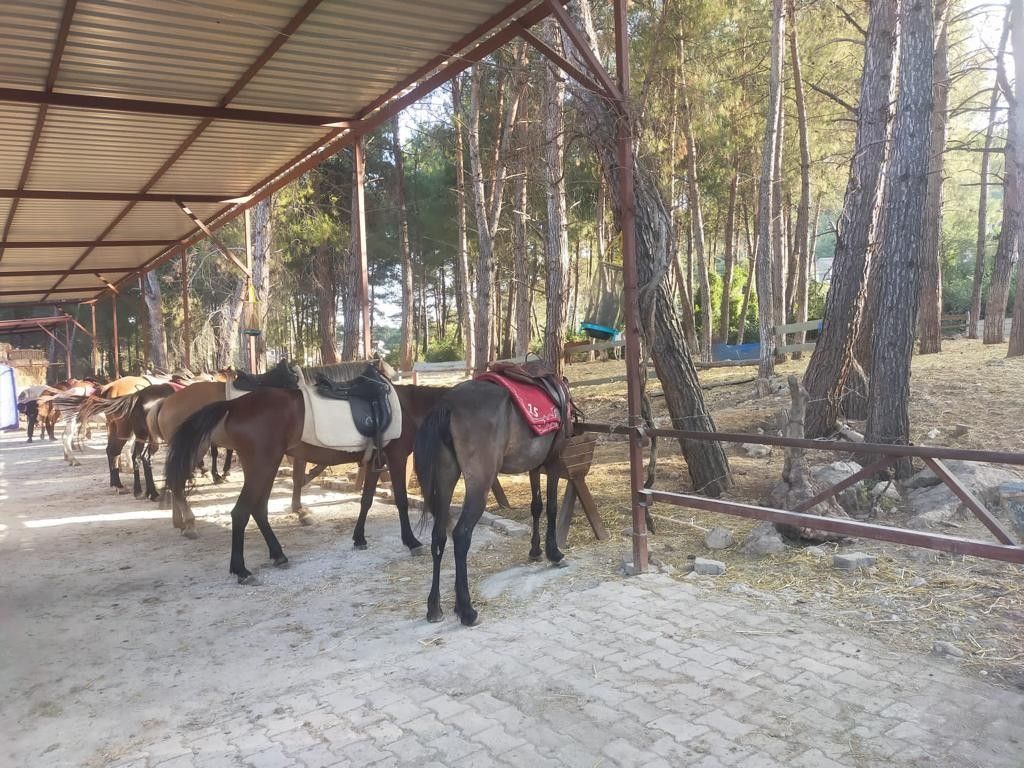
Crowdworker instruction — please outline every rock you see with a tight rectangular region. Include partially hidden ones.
[995,481,1024,537]
[926,428,942,440]
[742,443,771,459]
[479,511,530,537]
[619,558,638,576]
[804,544,833,559]
[693,557,727,576]
[811,461,871,515]
[650,557,676,575]
[741,521,787,556]
[907,461,1024,528]
[901,468,942,490]
[833,551,876,570]
[949,424,970,438]
[867,481,901,510]
[931,640,965,659]
[704,526,735,550]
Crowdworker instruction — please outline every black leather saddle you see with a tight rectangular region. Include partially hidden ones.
[313,363,394,457]
[233,360,299,391]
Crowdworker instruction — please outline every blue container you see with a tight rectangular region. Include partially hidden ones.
[580,322,618,341]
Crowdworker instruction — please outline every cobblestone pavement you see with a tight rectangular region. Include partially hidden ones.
[2,432,1021,768]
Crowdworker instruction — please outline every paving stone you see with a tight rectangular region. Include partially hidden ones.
[833,551,877,570]
[693,557,727,575]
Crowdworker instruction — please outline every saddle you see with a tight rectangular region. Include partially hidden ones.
[487,361,578,440]
[312,364,394,459]
[231,360,299,391]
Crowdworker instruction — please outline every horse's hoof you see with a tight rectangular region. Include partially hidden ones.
[211,475,225,485]
[550,558,568,568]
[352,542,368,551]
[409,545,426,557]
[297,509,316,526]
[272,554,289,567]
[457,608,480,627]
[238,574,260,586]
[427,610,444,623]
[115,487,131,496]
[182,528,199,540]
[529,552,543,562]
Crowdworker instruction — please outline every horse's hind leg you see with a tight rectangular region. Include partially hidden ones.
[108,435,128,492]
[452,482,488,627]
[210,445,226,484]
[245,469,288,577]
[131,439,146,499]
[352,460,377,549]
[528,469,543,561]
[386,447,423,554]
[426,453,459,623]
[290,460,316,526]
[223,449,234,478]
[142,443,160,501]
[544,470,565,565]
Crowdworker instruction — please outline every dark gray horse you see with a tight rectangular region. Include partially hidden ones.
[414,379,569,626]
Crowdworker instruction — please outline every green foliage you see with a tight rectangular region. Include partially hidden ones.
[424,332,464,363]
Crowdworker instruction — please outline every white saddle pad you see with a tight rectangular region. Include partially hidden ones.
[225,379,251,401]
[299,380,402,452]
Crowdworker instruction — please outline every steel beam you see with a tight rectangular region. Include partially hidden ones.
[111,293,120,377]
[644,488,1024,565]
[546,0,623,102]
[178,204,250,276]
[90,301,98,374]
[0,87,352,128]
[0,189,247,203]
[514,22,605,97]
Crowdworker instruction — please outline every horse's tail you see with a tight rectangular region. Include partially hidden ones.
[48,392,91,414]
[99,392,142,423]
[165,400,232,495]
[413,406,454,527]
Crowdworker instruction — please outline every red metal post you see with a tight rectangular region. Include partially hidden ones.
[615,0,649,573]
[111,293,120,377]
[243,209,258,373]
[353,136,372,358]
[64,319,72,379]
[180,247,191,370]
[90,301,98,375]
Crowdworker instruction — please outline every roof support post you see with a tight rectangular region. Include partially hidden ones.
[243,210,257,374]
[180,247,191,370]
[65,319,73,379]
[612,0,648,575]
[353,136,372,358]
[111,293,120,378]
[90,302,99,376]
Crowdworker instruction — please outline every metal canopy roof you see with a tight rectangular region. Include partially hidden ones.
[0,0,552,306]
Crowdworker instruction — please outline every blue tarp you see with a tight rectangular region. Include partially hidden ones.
[711,342,761,361]
[0,364,18,429]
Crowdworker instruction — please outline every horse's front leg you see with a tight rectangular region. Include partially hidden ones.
[544,469,565,565]
[131,439,146,499]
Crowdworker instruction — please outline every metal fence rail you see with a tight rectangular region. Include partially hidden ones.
[578,422,1024,565]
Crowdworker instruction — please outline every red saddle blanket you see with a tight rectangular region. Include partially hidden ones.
[476,372,561,436]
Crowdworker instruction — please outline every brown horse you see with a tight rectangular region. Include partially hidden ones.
[164,380,448,584]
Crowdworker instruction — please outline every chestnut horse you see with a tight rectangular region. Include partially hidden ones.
[164,382,448,584]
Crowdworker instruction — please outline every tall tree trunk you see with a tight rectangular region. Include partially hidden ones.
[214,277,244,370]
[391,118,416,371]
[313,243,339,364]
[865,0,934,475]
[567,0,730,496]
[717,165,739,344]
[802,0,898,436]
[736,201,756,345]
[467,54,525,371]
[678,38,713,362]
[451,77,476,370]
[542,23,570,375]
[513,132,531,358]
[986,2,1024,344]
[917,1,950,355]
[249,197,273,369]
[788,0,811,359]
[971,15,1011,339]
[771,75,786,361]
[141,270,168,370]
[341,147,363,361]
[1010,259,1024,355]
[755,0,785,393]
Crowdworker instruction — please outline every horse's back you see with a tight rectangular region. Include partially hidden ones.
[157,381,226,440]
[102,376,150,398]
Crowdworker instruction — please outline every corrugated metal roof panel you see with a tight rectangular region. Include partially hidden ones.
[27,107,203,192]
[0,248,88,272]
[0,1,65,91]
[0,104,43,188]
[0,294,47,305]
[8,199,128,241]
[236,0,513,115]
[80,246,169,270]
[152,121,325,194]
[105,202,224,241]
[55,0,304,104]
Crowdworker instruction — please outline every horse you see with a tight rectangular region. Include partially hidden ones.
[147,380,235,487]
[414,377,574,626]
[164,370,448,584]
